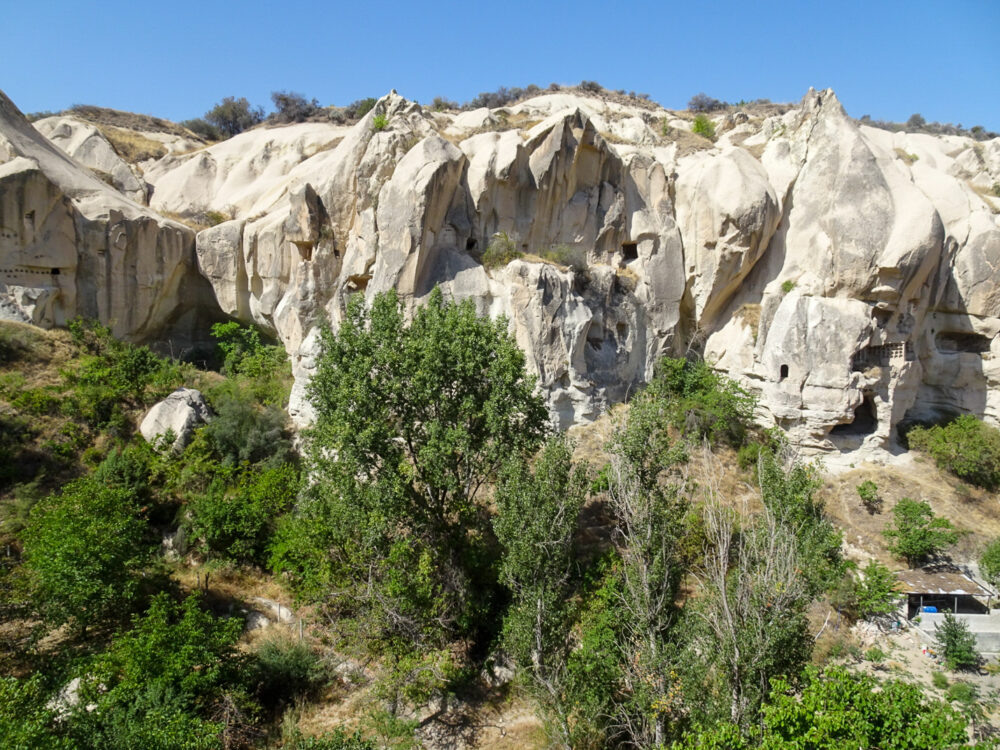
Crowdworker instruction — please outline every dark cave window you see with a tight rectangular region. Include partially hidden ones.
[466,237,477,251]
[50,268,60,276]
[622,242,638,261]
[830,394,878,436]
[779,364,788,381]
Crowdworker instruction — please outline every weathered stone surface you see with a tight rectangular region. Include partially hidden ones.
[33,116,148,203]
[0,90,218,347]
[140,387,212,452]
[7,85,1000,460]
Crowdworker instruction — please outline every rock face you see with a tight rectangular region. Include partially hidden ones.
[0,91,221,349]
[140,388,212,452]
[4,86,1000,460]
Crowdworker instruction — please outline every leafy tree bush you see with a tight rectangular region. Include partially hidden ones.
[253,635,326,710]
[691,114,716,140]
[279,288,548,651]
[979,537,1000,588]
[856,559,900,621]
[757,450,844,596]
[429,96,458,111]
[68,593,246,749]
[345,97,377,119]
[678,665,971,749]
[201,385,291,467]
[856,479,882,514]
[187,465,298,564]
[371,113,389,131]
[21,476,153,632]
[270,90,321,123]
[494,437,587,744]
[203,96,264,138]
[480,231,522,269]
[935,613,980,671]
[0,675,71,749]
[645,357,756,447]
[210,321,287,383]
[883,498,959,566]
[578,80,603,93]
[907,414,1000,490]
[180,117,220,141]
[688,92,724,112]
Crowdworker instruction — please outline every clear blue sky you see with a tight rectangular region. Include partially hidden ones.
[3,0,998,130]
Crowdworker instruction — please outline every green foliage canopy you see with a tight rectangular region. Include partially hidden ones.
[21,476,152,631]
[908,414,1000,490]
[284,287,548,646]
[882,498,959,566]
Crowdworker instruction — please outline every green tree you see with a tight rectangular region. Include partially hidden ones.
[758,450,844,595]
[0,675,72,749]
[188,465,299,564]
[883,498,959,566]
[644,358,756,447]
[908,415,1000,490]
[494,437,587,746]
[979,538,1000,588]
[856,559,900,621]
[21,476,152,632]
[691,114,716,140]
[282,287,548,648]
[68,593,245,750]
[935,613,980,671]
[204,96,263,138]
[856,479,882,514]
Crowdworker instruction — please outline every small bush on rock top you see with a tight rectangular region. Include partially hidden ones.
[907,414,1000,490]
[481,232,522,269]
[371,113,389,131]
[270,90,321,123]
[688,92,725,112]
[203,96,264,138]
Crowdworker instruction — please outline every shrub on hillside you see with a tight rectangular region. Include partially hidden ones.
[270,90,321,123]
[203,96,264,138]
[882,497,959,566]
[691,114,716,140]
[907,414,1000,490]
[480,232,522,269]
[935,612,980,671]
[688,92,725,112]
[344,97,377,119]
[979,538,1000,588]
[646,357,756,447]
[180,117,221,140]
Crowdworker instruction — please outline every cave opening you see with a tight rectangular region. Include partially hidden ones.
[935,331,992,354]
[621,242,638,261]
[466,237,478,251]
[779,364,788,381]
[830,394,878,436]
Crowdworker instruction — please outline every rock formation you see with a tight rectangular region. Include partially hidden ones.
[0,91,219,349]
[140,387,213,452]
[3,85,999,460]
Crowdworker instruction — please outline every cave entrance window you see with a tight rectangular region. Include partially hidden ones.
[622,242,638,261]
[779,364,788,381]
[830,394,878,436]
[466,237,478,251]
[50,268,60,276]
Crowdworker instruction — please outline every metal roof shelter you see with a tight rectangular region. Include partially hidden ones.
[896,567,995,618]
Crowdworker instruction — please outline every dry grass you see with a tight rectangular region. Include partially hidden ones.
[735,303,762,340]
[894,147,919,166]
[67,104,193,137]
[660,124,715,157]
[98,124,168,163]
[818,458,1000,567]
[970,182,1000,213]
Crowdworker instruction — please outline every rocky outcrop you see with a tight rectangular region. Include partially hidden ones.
[5,85,1000,460]
[140,387,212,452]
[32,116,148,203]
[0,91,220,347]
